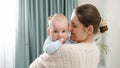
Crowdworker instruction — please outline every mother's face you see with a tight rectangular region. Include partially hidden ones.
[70,11,88,43]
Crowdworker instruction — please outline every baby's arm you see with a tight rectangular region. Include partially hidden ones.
[43,37,64,55]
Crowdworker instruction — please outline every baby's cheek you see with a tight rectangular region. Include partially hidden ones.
[53,35,59,40]
[50,35,55,41]
[64,34,68,40]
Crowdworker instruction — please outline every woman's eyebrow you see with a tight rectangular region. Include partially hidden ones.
[71,21,76,25]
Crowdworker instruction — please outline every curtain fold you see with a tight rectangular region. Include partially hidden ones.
[16,0,77,68]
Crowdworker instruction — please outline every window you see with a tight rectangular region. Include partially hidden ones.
[0,0,18,68]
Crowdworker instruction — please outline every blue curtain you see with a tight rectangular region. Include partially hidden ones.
[15,0,77,68]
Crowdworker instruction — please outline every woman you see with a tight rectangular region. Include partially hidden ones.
[29,4,108,68]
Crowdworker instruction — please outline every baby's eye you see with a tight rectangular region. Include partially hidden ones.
[62,30,66,33]
[54,31,58,33]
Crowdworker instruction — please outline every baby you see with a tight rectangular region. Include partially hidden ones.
[43,14,75,55]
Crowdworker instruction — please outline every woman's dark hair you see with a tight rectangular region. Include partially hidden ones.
[75,4,108,34]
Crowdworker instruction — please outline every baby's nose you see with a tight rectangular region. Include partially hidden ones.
[59,32,62,37]
[58,32,64,39]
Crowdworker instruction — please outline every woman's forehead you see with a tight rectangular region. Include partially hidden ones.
[71,9,76,20]
[71,16,80,25]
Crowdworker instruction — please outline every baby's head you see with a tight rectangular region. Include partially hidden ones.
[47,14,69,41]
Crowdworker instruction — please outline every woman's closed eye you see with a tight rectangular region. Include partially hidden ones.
[71,22,77,28]
[73,25,77,28]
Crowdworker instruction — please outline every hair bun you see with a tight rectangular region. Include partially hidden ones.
[99,18,108,33]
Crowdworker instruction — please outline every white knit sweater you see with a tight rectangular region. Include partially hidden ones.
[29,42,100,68]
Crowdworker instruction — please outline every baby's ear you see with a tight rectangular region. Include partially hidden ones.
[47,26,50,35]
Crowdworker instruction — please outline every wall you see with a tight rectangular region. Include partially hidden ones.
[105,0,120,68]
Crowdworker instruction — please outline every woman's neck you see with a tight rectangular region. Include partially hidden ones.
[78,34,94,43]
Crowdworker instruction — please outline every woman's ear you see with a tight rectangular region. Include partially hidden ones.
[86,25,94,35]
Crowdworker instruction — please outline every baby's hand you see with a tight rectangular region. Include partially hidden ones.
[60,38,65,44]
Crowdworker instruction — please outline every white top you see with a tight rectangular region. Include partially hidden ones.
[30,42,100,68]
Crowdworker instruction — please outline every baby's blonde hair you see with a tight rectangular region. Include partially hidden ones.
[48,14,68,27]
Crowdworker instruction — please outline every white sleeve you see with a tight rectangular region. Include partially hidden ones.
[43,36,62,55]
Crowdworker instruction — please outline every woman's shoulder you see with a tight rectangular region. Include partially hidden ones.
[57,42,99,53]
[62,42,98,48]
